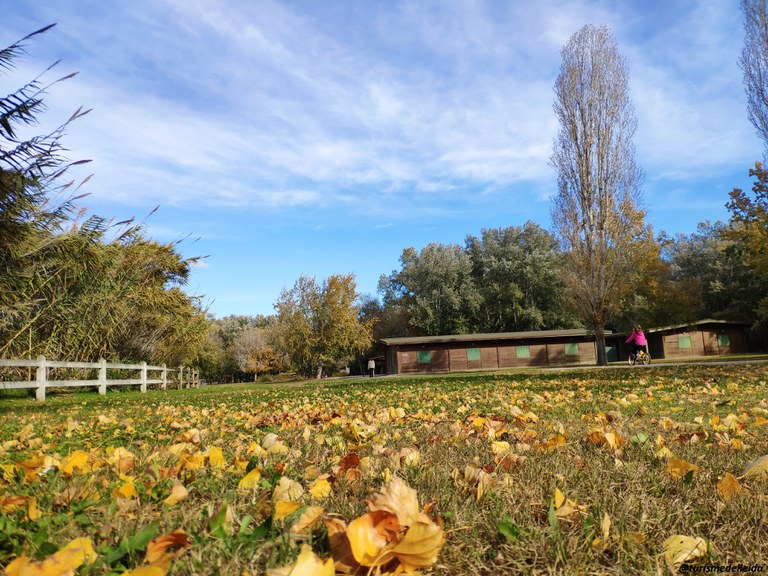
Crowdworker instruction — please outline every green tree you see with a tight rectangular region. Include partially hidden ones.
[465,222,576,332]
[550,24,646,365]
[274,274,373,378]
[380,243,480,336]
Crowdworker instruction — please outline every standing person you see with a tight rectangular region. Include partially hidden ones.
[625,324,647,357]
[367,358,375,378]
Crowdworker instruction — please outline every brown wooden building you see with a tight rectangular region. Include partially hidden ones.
[610,319,751,361]
[381,329,600,374]
[382,320,752,375]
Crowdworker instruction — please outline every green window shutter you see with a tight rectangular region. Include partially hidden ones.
[678,336,692,350]
[516,345,531,359]
[565,343,580,356]
[717,334,731,347]
[417,351,432,364]
[466,348,481,361]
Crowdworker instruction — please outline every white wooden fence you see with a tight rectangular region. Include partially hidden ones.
[0,356,200,401]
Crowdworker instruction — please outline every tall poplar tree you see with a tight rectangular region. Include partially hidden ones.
[550,24,646,365]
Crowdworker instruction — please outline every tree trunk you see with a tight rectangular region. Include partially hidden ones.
[316,365,323,379]
[594,323,608,366]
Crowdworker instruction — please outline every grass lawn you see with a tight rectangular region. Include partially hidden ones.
[1,362,767,575]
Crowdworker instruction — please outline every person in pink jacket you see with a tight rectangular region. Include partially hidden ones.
[625,324,647,357]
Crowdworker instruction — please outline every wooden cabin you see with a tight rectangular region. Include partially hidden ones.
[381,329,599,375]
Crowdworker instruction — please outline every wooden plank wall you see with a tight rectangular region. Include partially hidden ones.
[394,340,596,374]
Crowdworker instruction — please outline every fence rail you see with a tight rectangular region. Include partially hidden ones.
[0,356,200,401]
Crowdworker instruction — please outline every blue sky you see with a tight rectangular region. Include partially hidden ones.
[3,1,761,318]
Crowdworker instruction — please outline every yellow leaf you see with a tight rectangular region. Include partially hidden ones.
[265,543,335,576]
[180,452,205,470]
[115,479,139,499]
[346,510,401,567]
[274,500,301,524]
[59,450,90,475]
[667,458,699,480]
[237,468,262,491]
[27,497,41,522]
[753,416,768,427]
[655,446,675,460]
[205,447,226,468]
[308,478,332,499]
[554,488,565,509]
[717,472,743,502]
[164,480,189,506]
[661,534,707,567]
[553,489,587,519]
[391,517,445,572]
[743,454,768,479]
[6,537,97,576]
[123,567,166,576]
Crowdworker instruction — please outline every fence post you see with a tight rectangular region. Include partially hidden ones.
[141,361,147,393]
[35,355,47,402]
[178,366,183,390]
[162,364,167,391]
[99,358,107,395]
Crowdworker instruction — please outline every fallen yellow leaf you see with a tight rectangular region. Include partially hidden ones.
[265,543,335,576]
[5,537,97,576]
[308,477,332,499]
[661,534,707,567]
[346,509,401,567]
[274,500,301,524]
[667,458,699,480]
[237,468,262,491]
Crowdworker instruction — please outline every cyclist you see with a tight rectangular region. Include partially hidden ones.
[625,324,647,359]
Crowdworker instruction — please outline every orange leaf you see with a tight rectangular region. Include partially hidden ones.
[716,472,743,502]
[346,510,401,566]
[146,530,191,569]
[667,458,699,480]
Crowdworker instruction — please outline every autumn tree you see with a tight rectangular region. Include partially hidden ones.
[550,24,646,365]
[273,274,373,378]
[233,325,282,381]
[724,164,768,321]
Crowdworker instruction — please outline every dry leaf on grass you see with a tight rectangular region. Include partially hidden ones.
[163,480,189,506]
[145,529,191,571]
[266,543,335,576]
[716,472,743,502]
[742,454,768,479]
[667,458,699,480]
[5,537,96,576]
[661,535,707,568]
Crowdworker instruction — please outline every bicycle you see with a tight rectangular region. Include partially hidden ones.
[628,348,651,366]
